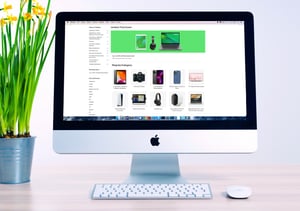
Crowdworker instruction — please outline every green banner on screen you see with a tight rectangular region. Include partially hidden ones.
[111,31,205,53]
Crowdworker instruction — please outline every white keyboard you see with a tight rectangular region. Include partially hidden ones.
[92,183,212,199]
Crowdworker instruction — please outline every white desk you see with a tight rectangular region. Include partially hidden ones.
[0,164,300,210]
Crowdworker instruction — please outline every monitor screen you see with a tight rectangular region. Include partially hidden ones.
[53,12,257,155]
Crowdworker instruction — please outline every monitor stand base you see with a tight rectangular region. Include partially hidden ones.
[125,154,187,184]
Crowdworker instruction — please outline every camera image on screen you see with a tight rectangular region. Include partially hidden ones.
[133,72,145,82]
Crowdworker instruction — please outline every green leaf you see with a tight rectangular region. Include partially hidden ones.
[0,0,55,137]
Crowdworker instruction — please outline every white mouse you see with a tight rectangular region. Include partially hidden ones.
[226,186,252,199]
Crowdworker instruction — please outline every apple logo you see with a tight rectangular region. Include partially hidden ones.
[150,135,160,146]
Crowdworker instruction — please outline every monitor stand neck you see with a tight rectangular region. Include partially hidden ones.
[125,154,187,184]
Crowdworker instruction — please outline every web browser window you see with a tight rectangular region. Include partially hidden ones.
[63,21,246,121]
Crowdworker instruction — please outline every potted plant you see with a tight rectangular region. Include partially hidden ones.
[0,0,55,184]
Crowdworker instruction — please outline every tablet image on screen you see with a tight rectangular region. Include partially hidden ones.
[135,34,147,50]
[114,70,126,84]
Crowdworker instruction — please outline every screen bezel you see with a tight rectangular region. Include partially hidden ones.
[53,11,256,131]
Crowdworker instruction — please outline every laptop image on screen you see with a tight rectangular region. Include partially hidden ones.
[160,32,182,50]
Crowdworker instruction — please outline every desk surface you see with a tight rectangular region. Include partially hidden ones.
[0,164,300,211]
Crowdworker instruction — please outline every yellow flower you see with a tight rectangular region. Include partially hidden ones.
[0,18,6,26]
[3,2,12,11]
[7,14,17,23]
[32,3,45,16]
[23,12,33,21]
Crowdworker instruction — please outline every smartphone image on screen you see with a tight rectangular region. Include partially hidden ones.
[173,70,181,84]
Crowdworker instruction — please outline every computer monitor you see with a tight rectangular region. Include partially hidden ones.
[53,12,257,183]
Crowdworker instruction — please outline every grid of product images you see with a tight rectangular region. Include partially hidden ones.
[113,69,204,110]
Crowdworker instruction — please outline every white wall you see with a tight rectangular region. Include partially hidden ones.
[31,0,300,166]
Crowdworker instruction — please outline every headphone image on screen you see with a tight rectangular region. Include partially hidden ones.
[150,35,156,50]
[154,93,162,106]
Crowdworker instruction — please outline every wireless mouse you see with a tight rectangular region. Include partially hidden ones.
[226,186,252,199]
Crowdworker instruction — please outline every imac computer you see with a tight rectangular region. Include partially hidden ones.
[53,12,257,185]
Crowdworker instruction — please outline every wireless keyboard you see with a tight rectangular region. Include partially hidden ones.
[91,183,212,199]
